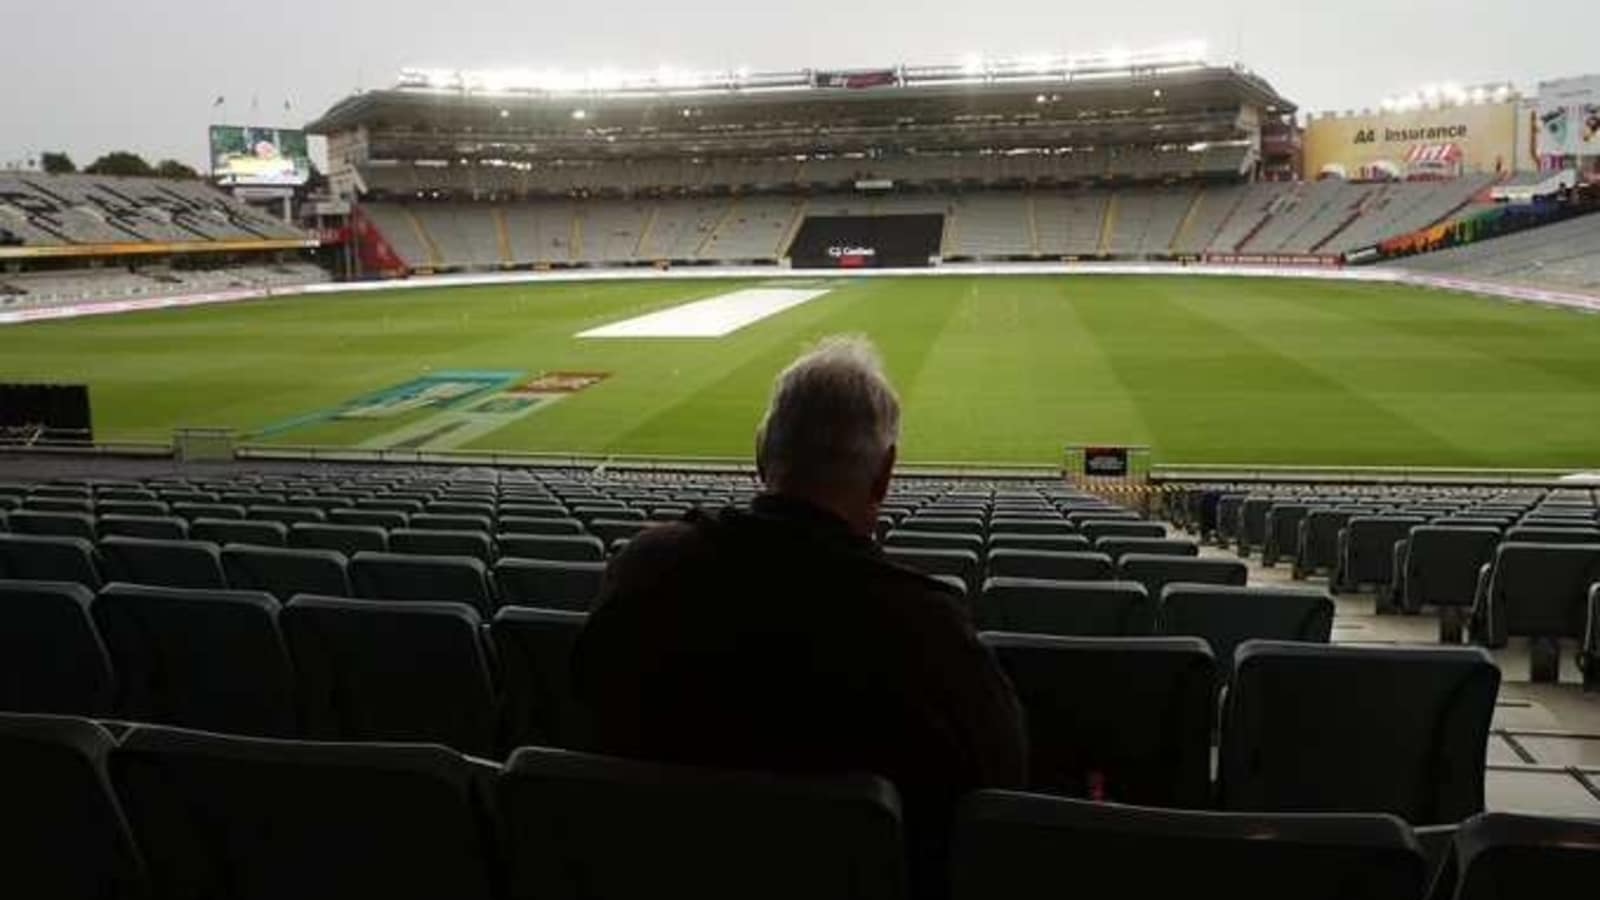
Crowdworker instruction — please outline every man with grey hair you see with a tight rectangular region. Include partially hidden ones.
[574,335,1026,897]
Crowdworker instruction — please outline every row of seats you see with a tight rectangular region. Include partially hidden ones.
[1170,489,1600,684]
[11,710,1594,900]
[0,534,604,614]
[0,574,1498,822]
[0,580,581,756]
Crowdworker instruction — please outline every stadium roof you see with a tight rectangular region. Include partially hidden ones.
[309,53,1293,161]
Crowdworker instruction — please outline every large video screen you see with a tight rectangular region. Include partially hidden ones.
[787,215,945,268]
[209,125,311,186]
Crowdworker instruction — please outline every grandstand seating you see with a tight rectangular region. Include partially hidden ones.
[1393,209,1600,293]
[354,176,1502,271]
[951,790,1427,900]
[497,746,905,900]
[0,173,304,245]
[0,262,328,310]
[983,633,1215,806]
[1219,641,1500,825]
[3,466,1600,899]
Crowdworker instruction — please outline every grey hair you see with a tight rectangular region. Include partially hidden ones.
[756,335,901,493]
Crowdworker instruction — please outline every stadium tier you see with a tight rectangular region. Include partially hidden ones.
[1387,209,1600,293]
[0,173,310,250]
[0,262,329,310]
[348,178,1502,270]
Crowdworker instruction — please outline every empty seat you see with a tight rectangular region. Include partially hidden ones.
[885,530,985,554]
[494,558,604,611]
[109,724,499,900]
[1443,811,1600,899]
[1294,508,1352,579]
[1080,520,1165,543]
[884,547,981,594]
[1220,641,1500,825]
[987,533,1091,554]
[1118,554,1247,600]
[97,514,189,540]
[0,713,148,900]
[1235,497,1278,556]
[986,549,1114,581]
[1213,494,1246,547]
[25,497,95,514]
[901,516,985,536]
[389,528,494,562]
[97,498,173,517]
[1475,542,1600,681]
[491,607,589,749]
[499,515,586,536]
[426,501,496,519]
[7,509,97,540]
[410,513,493,533]
[0,581,116,715]
[172,502,248,521]
[1505,525,1600,545]
[91,583,298,737]
[498,532,607,562]
[222,544,352,600]
[1158,585,1334,678]
[99,536,226,589]
[289,522,388,555]
[0,534,102,587]
[1067,508,1140,525]
[189,516,288,547]
[248,505,326,525]
[1094,537,1198,561]
[986,518,1074,536]
[282,596,498,755]
[950,790,1425,900]
[497,746,904,900]
[329,507,410,529]
[981,634,1214,806]
[977,577,1154,636]
[590,518,651,545]
[1338,516,1427,601]
[1396,526,1502,641]
[1261,503,1313,568]
[350,551,493,614]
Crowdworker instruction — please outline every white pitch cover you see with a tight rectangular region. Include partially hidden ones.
[576,287,831,338]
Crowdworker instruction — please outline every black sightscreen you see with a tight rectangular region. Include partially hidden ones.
[0,383,93,444]
[787,214,944,268]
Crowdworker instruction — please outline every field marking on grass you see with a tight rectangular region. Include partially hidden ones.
[576,287,831,338]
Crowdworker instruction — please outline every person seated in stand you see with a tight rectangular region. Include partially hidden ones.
[574,335,1027,897]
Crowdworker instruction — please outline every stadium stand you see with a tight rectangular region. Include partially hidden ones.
[353,177,1507,270]
[3,464,1600,899]
[1391,209,1600,293]
[0,173,305,245]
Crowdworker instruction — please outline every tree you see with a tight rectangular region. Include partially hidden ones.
[39,152,76,174]
[155,159,201,180]
[83,151,155,177]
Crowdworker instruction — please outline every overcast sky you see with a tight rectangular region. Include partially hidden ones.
[3,0,1593,170]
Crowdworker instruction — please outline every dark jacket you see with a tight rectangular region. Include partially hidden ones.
[572,494,1027,891]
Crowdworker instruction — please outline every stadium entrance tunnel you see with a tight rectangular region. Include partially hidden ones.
[786,214,944,268]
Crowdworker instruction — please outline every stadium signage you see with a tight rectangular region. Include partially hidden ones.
[827,245,877,258]
[1353,125,1469,145]
[1083,447,1130,478]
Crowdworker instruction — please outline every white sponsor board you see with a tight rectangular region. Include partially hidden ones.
[5,262,1599,329]
[576,287,831,338]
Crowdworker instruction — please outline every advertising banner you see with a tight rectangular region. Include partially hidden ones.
[786,215,944,268]
[1303,103,1518,179]
[1536,75,1600,156]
